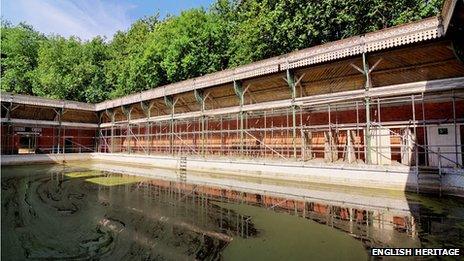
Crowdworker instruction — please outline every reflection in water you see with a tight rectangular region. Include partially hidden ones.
[2,168,246,260]
[1,164,464,260]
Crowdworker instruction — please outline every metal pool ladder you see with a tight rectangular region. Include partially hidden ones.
[178,156,187,182]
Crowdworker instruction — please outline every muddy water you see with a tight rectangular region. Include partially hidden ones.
[1,164,464,260]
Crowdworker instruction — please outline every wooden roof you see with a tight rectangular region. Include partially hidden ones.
[95,15,446,111]
[0,0,462,118]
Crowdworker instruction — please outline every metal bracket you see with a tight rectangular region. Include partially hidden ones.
[350,56,382,76]
[194,89,204,105]
[53,107,64,122]
[1,102,15,120]
[121,105,133,117]
[97,111,105,122]
[164,95,175,109]
[105,109,116,123]
[286,69,296,98]
[140,101,154,118]
[233,80,243,99]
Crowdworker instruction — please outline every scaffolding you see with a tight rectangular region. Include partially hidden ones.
[1,99,97,155]
[1,1,463,174]
[96,89,464,169]
[1,124,96,155]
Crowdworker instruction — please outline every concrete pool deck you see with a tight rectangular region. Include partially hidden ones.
[2,153,464,197]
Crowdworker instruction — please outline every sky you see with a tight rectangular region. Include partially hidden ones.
[1,0,214,40]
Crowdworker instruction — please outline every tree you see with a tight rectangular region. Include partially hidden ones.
[32,36,110,102]
[143,8,229,84]
[1,0,445,102]
[227,0,444,66]
[104,18,159,98]
[82,37,111,103]
[1,22,43,94]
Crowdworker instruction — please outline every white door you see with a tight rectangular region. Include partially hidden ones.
[427,124,461,167]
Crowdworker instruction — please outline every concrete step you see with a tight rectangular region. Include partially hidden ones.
[417,168,442,189]
[417,174,441,180]
[418,166,439,170]
[418,170,440,174]
[418,186,441,195]
[418,179,441,186]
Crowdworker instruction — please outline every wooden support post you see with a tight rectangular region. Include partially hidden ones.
[412,95,418,169]
[227,117,231,156]
[245,111,249,157]
[421,93,428,166]
[121,105,133,154]
[327,104,338,161]
[164,95,178,155]
[356,101,360,160]
[307,131,313,160]
[194,89,209,157]
[286,109,289,157]
[286,69,298,159]
[147,121,151,154]
[324,132,331,162]
[3,102,13,154]
[365,97,371,163]
[346,130,356,163]
[234,80,245,156]
[53,108,64,153]
[3,102,13,120]
[220,115,224,156]
[452,92,458,166]
[363,53,372,164]
[1,101,21,152]
[105,109,116,153]
[264,111,267,158]
[299,106,304,161]
[96,112,104,152]
[141,101,155,155]
[401,128,414,166]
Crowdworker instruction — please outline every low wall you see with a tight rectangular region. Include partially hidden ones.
[1,153,91,165]
[92,153,417,190]
[2,153,463,197]
[442,169,464,197]
[90,160,412,212]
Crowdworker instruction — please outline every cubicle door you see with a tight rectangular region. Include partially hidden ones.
[427,124,462,167]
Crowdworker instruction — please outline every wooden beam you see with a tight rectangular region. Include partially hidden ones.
[2,118,98,128]
[98,77,464,127]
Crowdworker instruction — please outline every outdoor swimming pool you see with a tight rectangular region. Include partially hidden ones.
[2,163,464,260]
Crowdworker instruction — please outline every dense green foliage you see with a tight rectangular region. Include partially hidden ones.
[1,0,444,103]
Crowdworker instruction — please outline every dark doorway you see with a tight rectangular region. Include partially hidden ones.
[64,139,73,153]
[18,135,36,154]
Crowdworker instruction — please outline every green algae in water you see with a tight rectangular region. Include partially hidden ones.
[85,175,147,186]
[66,171,102,178]
[66,171,147,187]
[406,193,464,215]
[1,169,228,260]
[4,163,464,260]
[218,202,367,261]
